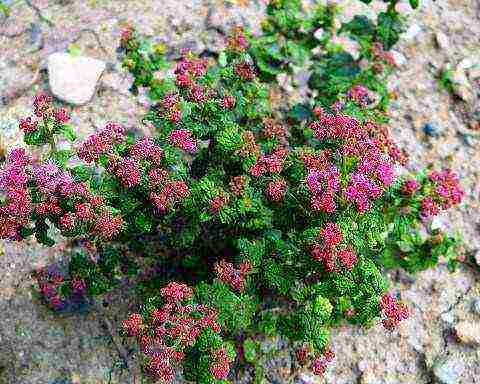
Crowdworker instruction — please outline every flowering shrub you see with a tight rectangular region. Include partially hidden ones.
[0,1,467,383]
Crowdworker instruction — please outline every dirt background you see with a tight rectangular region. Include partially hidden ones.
[0,0,479,383]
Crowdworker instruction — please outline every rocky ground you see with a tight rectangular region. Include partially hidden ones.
[0,0,479,383]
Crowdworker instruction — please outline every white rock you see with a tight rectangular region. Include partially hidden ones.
[313,28,324,41]
[458,57,476,70]
[440,312,455,325]
[331,35,361,61]
[403,24,422,40]
[454,321,480,345]
[47,52,106,105]
[390,50,407,67]
[435,31,450,51]
[451,65,475,104]
[432,356,465,384]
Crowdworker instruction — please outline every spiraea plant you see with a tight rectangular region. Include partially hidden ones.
[0,1,466,383]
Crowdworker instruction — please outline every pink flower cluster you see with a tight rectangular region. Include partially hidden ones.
[33,91,54,118]
[1,146,119,240]
[310,112,362,141]
[93,211,124,239]
[235,61,256,81]
[307,166,340,213]
[161,92,182,123]
[307,113,400,213]
[379,292,410,330]
[347,85,371,106]
[174,55,209,88]
[261,118,287,141]
[265,179,287,202]
[18,91,70,134]
[122,282,229,383]
[250,147,288,177]
[19,116,39,133]
[151,181,190,212]
[229,175,248,196]
[0,149,32,239]
[209,346,234,380]
[33,264,88,311]
[167,129,197,153]
[209,193,230,213]
[428,169,464,210]
[78,121,126,163]
[401,178,420,195]
[226,27,249,52]
[311,223,358,272]
[160,281,194,303]
[130,137,163,165]
[220,95,236,109]
[109,157,141,188]
[214,260,251,291]
[311,348,335,376]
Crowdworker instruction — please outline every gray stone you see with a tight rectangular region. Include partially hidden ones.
[440,311,455,325]
[47,52,106,105]
[331,35,361,61]
[435,31,450,51]
[313,28,324,41]
[451,65,475,104]
[423,122,445,138]
[432,356,465,384]
[293,69,312,87]
[471,298,480,315]
[454,321,480,346]
[403,24,422,40]
[295,372,315,384]
[391,50,407,67]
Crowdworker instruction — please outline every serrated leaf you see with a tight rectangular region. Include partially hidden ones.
[218,51,228,67]
[59,123,77,142]
[67,43,82,57]
[243,338,257,363]
[409,0,419,9]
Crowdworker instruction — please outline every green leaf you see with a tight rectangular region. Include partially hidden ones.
[243,338,257,363]
[134,212,153,232]
[218,51,228,67]
[51,149,74,168]
[59,123,77,142]
[409,0,420,9]
[289,104,313,122]
[0,3,10,17]
[72,165,94,182]
[24,129,48,146]
[67,43,82,57]
[376,12,405,50]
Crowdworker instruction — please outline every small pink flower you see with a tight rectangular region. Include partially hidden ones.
[19,117,38,133]
[160,282,194,303]
[54,108,70,123]
[320,223,343,248]
[167,129,197,153]
[401,179,420,195]
[220,95,236,109]
[59,212,76,230]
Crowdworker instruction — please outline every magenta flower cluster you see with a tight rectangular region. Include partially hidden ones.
[33,264,87,311]
[379,292,410,331]
[311,223,358,273]
[122,282,232,383]
[214,260,252,291]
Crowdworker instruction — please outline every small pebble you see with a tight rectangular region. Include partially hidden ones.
[432,356,465,384]
[471,298,480,315]
[403,24,422,40]
[423,122,444,137]
[454,320,480,346]
[435,31,450,51]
